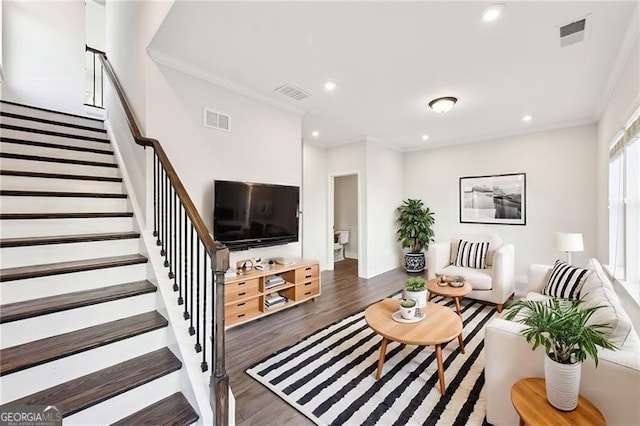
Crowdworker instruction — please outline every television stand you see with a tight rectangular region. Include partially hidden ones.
[223,259,320,327]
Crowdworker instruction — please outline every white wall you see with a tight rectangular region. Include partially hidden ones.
[2,0,85,114]
[404,124,598,277]
[145,63,303,266]
[366,142,403,277]
[334,175,358,259]
[86,0,106,51]
[302,143,328,269]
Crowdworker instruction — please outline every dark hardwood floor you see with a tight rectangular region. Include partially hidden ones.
[227,259,425,425]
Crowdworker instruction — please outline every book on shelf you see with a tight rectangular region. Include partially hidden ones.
[265,275,286,289]
[265,293,288,309]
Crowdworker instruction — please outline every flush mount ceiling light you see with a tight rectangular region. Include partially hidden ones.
[422,134,430,141]
[324,81,337,91]
[522,114,534,122]
[428,97,457,113]
[482,3,505,22]
[311,130,319,137]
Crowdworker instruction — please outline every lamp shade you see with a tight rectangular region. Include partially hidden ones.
[554,232,584,252]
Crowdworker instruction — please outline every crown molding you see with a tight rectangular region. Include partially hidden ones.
[147,48,306,116]
[402,118,597,153]
[594,4,639,120]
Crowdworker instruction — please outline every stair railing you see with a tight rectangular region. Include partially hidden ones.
[97,52,230,425]
[85,46,105,108]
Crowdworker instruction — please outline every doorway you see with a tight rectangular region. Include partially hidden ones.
[331,173,360,277]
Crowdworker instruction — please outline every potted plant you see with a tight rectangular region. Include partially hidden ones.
[404,277,428,309]
[396,199,435,273]
[399,299,417,320]
[504,298,616,411]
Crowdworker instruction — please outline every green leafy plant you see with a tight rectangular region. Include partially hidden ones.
[396,199,435,253]
[504,298,617,366]
[400,299,416,308]
[405,277,426,292]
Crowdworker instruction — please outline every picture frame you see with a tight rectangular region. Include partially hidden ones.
[459,173,526,225]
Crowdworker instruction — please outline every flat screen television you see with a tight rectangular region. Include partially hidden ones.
[213,180,299,251]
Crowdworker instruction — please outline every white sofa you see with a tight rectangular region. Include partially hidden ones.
[485,259,640,425]
[427,233,515,312]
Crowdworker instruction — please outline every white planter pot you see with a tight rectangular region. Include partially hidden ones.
[404,289,427,308]
[544,354,581,411]
[399,304,416,320]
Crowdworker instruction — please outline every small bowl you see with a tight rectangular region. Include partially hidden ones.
[449,280,464,288]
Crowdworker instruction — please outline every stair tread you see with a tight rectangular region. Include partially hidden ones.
[0,280,156,323]
[111,392,199,426]
[0,170,122,182]
[0,254,148,282]
[0,123,109,143]
[4,348,180,417]
[0,111,107,133]
[0,152,118,168]
[0,231,140,248]
[1,100,104,123]
[0,212,133,220]
[0,190,126,198]
[0,311,168,376]
[1,136,113,154]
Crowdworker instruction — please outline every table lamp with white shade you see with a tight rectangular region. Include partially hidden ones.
[554,232,584,264]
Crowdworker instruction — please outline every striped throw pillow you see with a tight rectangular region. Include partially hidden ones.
[542,260,591,300]
[454,240,490,269]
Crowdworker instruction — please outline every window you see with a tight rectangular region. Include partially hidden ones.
[609,105,640,287]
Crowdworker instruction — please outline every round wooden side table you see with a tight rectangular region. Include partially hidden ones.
[426,278,472,317]
[511,378,606,426]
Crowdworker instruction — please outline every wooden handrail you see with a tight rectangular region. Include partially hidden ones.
[85,45,105,55]
[96,52,228,266]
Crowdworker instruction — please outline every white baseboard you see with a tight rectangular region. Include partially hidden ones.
[345,251,358,260]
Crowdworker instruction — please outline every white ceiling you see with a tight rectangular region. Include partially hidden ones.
[149,1,637,151]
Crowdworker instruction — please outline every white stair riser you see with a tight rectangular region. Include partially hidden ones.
[65,371,183,425]
[1,128,110,151]
[0,217,134,238]
[0,264,148,303]
[0,329,168,403]
[1,116,107,139]
[1,142,116,164]
[0,239,140,269]
[0,157,120,178]
[0,103,104,130]
[0,175,124,193]
[0,292,158,348]
[0,196,129,213]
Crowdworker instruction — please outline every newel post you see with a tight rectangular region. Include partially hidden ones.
[210,242,230,425]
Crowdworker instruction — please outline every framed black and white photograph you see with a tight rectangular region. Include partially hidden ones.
[459,173,526,225]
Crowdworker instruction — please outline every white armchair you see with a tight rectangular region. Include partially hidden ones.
[427,233,515,312]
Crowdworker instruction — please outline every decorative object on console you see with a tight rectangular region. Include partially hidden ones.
[504,298,617,411]
[542,260,591,300]
[459,173,526,225]
[554,232,584,264]
[454,240,490,269]
[396,198,435,272]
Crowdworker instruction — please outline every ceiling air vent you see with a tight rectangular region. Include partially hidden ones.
[203,108,230,132]
[274,83,311,101]
[559,15,590,47]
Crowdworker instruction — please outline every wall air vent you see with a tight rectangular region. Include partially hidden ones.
[203,108,231,132]
[559,15,590,47]
[274,83,311,101]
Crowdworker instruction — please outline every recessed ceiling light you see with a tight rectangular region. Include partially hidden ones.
[482,4,505,22]
[522,115,534,122]
[428,97,458,114]
[324,81,337,91]
[311,130,319,137]
[422,135,430,141]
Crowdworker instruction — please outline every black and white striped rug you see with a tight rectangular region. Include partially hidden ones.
[246,296,498,426]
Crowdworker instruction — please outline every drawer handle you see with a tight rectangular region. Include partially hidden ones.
[305,267,312,271]
[238,282,246,286]
[304,291,312,296]
[238,292,246,296]
[237,302,245,307]
[304,282,312,286]
[305,274,312,279]
[238,313,245,318]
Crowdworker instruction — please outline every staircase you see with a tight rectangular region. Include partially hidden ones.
[0,100,199,425]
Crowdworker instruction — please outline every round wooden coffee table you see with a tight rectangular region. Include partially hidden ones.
[511,378,606,426]
[364,299,464,394]
[427,278,472,317]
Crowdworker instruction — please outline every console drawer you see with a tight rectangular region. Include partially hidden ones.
[295,279,320,300]
[225,278,260,303]
[225,297,261,325]
[283,264,320,284]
